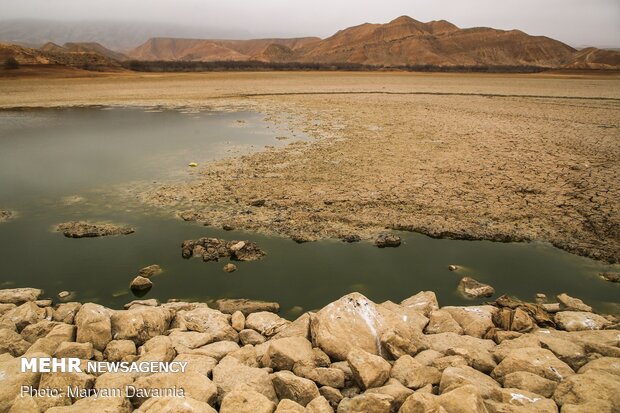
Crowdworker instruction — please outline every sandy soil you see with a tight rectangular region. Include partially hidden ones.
[1,70,619,262]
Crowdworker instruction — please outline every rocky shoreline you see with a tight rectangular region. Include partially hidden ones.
[0,287,618,412]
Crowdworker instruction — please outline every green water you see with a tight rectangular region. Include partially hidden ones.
[0,108,618,317]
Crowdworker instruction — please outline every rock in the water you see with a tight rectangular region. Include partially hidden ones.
[374,234,401,248]
[272,370,320,406]
[130,276,153,295]
[56,221,134,238]
[137,264,163,278]
[220,390,276,413]
[347,347,391,390]
[556,293,592,312]
[58,291,71,299]
[223,263,237,273]
[214,298,280,315]
[554,311,611,331]
[182,237,266,262]
[458,277,495,299]
[0,210,15,223]
[342,234,361,243]
[599,272,620,283]
[448,265,458,271]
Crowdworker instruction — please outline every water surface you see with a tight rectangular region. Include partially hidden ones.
[0,108,617,317]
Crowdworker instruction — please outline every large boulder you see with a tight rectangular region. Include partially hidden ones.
[556,294,592,312]
[264,337,314,371]
[53,303,82,324]
[212,355,277,403]
[311,293,416,360]
[553,369,620,411]
[441,306,498,338]
[175,307,238,342]
[503,371,557,398]
[46,395,133,412]
[111,306,172,345]
[425,332,497,373]
[1,302,45,332]
[0,288,43,305]
[336,393,392,413]
[554,311,611,331]
[0,352,46,412]
[131,371,218,407]
[136,396,216,412]
[425,310,464,335]
[219,390,276,413]
[75,303,112,351]
[491,347,574,383]
[26,323,76,355]
[437,385,487,413]
[272,370,320,406]
[400,291,439,317]
[104,340,137,362]
[346,348,391,390]
[365,380,414,412]
[274,399,306,413]
[439,366,500,398]
[390,355,441,390]
[246,312,290,338]
[0,328,31,356]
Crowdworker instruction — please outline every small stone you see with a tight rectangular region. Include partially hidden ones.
[58,291,71,299]
[535,293,547,303]
[448,265,458,271]
[223,224,235,231]
[224,263,237,273]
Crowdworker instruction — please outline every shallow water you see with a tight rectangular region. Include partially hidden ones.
[0,108,618,317]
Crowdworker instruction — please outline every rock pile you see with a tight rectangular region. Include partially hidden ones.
[56,221,135,238]
[182,238,266,262]
[0,288,618,412]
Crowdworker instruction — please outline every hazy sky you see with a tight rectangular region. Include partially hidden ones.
[2,0,619,47]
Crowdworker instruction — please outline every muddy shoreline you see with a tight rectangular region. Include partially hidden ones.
[1,72,619,263]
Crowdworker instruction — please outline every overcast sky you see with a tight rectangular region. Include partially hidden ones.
[1,0,619,47]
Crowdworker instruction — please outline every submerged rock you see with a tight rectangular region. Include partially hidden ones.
[56,221,134,238]
[0,210,15,223]
[223,263,237,273]
[374,233,402,248]
[137,264,163,278]
[458,277,495,299]
[599,272,620,283]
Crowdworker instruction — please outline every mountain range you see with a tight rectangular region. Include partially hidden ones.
[2,16,619,70]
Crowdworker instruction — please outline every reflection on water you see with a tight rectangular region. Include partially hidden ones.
[0,108,617,317]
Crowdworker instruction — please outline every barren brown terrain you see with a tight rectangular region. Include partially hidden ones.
[0,70,619,262]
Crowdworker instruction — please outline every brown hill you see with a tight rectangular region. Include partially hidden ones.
[1,42,121,69]
[567,47,620,69]
[128,37,320,61]
[295,16,576,67]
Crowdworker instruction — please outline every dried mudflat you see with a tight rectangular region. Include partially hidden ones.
[1,71,618,262]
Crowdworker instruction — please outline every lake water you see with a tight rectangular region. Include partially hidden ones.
[0,108,618,317]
